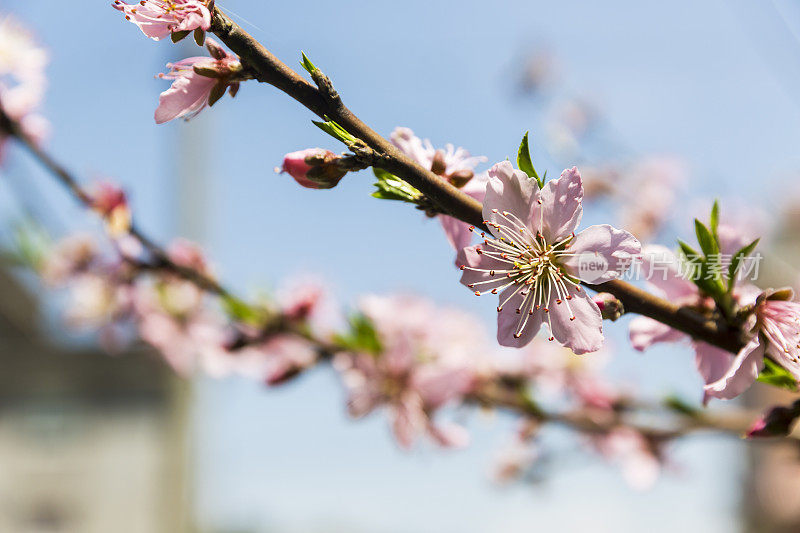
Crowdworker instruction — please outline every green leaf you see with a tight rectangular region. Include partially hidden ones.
[727,238,760,291]
[371,168,423,203]
[312,118,359,145]
[516,132,542,188]
[757,358,798,392]
[694,219,718,258]
[333,314,382,356]
[664,395,700,417]
[221,296,267,327]
[300,51,318,75]
[709,200,720,242]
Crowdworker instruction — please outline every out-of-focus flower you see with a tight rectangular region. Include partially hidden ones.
[89,181,131,236]
[40,233,98,285]
[334,294,483,449]
[620,157,686,240]
[629,239,761,402]
[391,127,488,252]
[459,162,640,353]
[0,15,48,158]
[276,148,348,189]
[112,0,212,41]
[588,427,664,490]
[706,289,800,400]
[155,39,244,124]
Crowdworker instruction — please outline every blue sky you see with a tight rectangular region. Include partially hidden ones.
[4,0,800,531]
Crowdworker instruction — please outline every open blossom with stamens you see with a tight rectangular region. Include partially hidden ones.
[391,127,488,252]
[705,289,800,400]
[155,39,243,124]
[458,162,640,353]
[112,0,212,41]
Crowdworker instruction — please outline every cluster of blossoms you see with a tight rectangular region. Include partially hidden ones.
[0,15,48,158]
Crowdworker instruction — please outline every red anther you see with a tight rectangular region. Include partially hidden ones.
[543,308,549,313]
[516,309,521,314]
[566,295,572,300]
[537,199,543,204]
[491,289,498,294]
[492,209,499,213]
[468,284,475,288]
[474,291,481,296]
[501,253,508,259]
[514,332,522,338]
[477,248,483,255]
[489,270,495,276]
[576,286,582,292]
[468,226,475,232]
[497,306,502,312]
[535,305,540,309]
[548,336,554,341]
[528,309,534,315]
[556,299,562,304]
[459,265,465,270]
[481,232,485,238]
[569,316,576,321]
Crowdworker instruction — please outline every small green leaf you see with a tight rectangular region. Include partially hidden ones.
[664,395,700,417]
[312,118,359,146]
[222,296,267,327]
[516,132,542,188]
[677,239,702,262]
[300,51,318,75]
[757,358,798,392]
[694,219,718,258]
[709,200,720,242]
[727,238,760,291]
[371,168,423,203]
[333,314,382,356]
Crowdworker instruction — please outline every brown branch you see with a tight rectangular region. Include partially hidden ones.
[0,103,245,306]
[209,7,747,355]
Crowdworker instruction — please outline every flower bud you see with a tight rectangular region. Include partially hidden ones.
[593,293,624,321]
[276,148,348,189]
[89,182,131,236]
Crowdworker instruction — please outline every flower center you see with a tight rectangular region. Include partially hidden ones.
[462,209,581,339]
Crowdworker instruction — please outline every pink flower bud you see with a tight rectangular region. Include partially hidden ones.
[593,293,624,321]
[276,148,347,189]
[89,181,131,236]
[746,400,800,438]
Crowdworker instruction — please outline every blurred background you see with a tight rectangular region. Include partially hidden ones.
[2,0,800,531]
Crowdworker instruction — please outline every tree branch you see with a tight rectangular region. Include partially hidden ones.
[209,7,746,355]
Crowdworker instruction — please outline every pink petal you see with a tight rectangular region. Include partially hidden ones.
[391,395,427,449]
[546,288,603,355]
[704,336,765,400]
[561,224,641,284]
[457,245,515,295]
[693,342,735,405]
[439,214,473,253]
[629,317,687,351]
[483,161,540,238]
[155,73,216,124]
[539,167,583,242]
[496,287,544,348]
[427,421,470,448]
[413,366,475,409]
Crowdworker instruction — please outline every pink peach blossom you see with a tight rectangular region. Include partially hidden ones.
[459,162,640,353]
[391,127,488,253]
[112,0,211,41]
[334,294,482,448]
[154,39,242,124]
